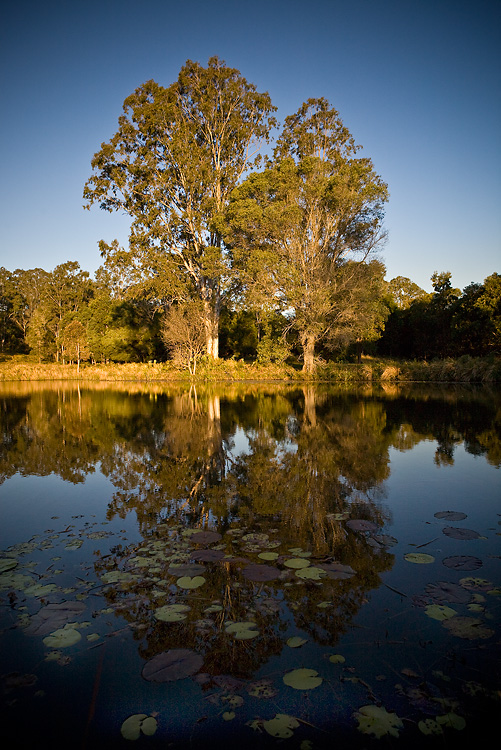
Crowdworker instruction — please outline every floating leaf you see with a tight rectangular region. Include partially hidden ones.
[191,549,225,562]
[425,604,457,621]
[258,552,279,561]
[222,711,235,721]
[283,668,322,690]
[320,562,355,579]
[442,526,481,540]
[434,511,467,521]
[404,552,435,564]
[43,627,82,649]
[329,654,345,664]
[424,581,472,604]
[442,555,482,571]
[459,576,492,591]
[176,576,205,589]
[154,604,191,622]
[25,602,87,636]
[263,713,299,738]
[247,679,277,698]
[442,616,494,640]
[354,704,403,738]
[242,564,279,582]
[418,718,443,735]
[346,520,378,533]
[436,712,466,730]
[0,558,18,573]
[295,566,325,580]
[225,621,259,640]
[120,714,157,740]
[191,530,221,545]
[284,558,310,569]
[142,649,203,682]
[286,636,307,648]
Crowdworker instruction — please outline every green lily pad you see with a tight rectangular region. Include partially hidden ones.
[295,566,325,580]
[436,712,466,730]
[283,668,322,690]
[354,704,404,738]
[258,551,279,561]
[286,636,307,648]
[43,626,82,649]
[425,604,457,621]
[284,558,310,569]
[120,714,158,740]
[442,616,494,640]
[418,718,443,735]
[225,621,259,640]
[329,654,345,664]
[404,553,435,564]
[154,604,191,622]
[176,576,206,589]
[0,558,18,574]
[263,713,300,738]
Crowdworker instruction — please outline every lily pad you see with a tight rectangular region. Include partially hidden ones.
[242,564,279,582]
[434,511,467,521]
[425,604,457,621]
[0,558,18,573]
[176,576,206,589]
[120,714,158,740]
[258,551,279,561]
[424,581,472,604]
[404,553,435,564]
[283,668,322,690]
[42,626,82,649]
[442,555,482,571]
[283,557,310,569]
[319,562,355,579]
[191,549,225,562]
[442,616,494,640]
[225,621,259,640]
[25,602,87,636]
[263,713,299,738]
[190,530,222,545]
[354,704,404,738]
[442,526,481,540]
[295,566,325,580]
[346,519,378,533]
[286,636,307,648]
[154,604,191,622]
[142,649,203,682]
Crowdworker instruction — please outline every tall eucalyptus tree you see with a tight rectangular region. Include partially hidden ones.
[228,98,388,371]
[84,57,276,358]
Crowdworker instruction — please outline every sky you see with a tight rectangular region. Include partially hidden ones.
[0,0,499,293]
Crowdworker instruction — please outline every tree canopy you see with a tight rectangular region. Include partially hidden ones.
[84,56,277,359]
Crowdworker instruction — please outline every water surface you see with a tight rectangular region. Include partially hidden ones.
[0,382,499,748]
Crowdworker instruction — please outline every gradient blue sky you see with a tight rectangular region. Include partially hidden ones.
[0,0,499,292]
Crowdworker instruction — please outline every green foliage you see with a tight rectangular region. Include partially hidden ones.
[84,57,277,358]
[228,98,388,372]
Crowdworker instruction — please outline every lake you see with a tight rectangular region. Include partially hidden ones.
[0,381,499,748]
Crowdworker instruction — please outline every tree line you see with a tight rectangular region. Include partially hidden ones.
[1,57,499,369]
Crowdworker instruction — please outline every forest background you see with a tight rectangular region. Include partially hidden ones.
[0,58,499,379]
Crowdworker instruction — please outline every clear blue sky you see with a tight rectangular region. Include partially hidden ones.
[0,0,499,293]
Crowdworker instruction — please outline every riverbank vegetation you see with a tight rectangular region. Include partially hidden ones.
[1,353,500,383]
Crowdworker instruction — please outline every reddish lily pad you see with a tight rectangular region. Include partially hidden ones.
[442,555,482,571]
[319,563,356,579]
[25,601,87,636]
[142,649,203,682]
[191,549,225,562]
[442,527,481,540]
[242,564,279,582]
[424,581,472,604]
[346,519,378,533]
[434,511,467,521]
[190,531,221,545]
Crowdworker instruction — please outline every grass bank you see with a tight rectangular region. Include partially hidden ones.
[0,355,500,383]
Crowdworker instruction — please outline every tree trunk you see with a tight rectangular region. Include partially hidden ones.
[203,297,219,360]
[302,334,316,373]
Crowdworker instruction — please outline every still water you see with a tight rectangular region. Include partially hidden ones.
[0,382,499,748]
